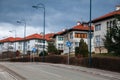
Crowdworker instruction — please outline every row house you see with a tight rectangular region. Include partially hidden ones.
[0,37,23,53]
[0,33,54,54]
[53,22,94,54]
[92,5,120,53]
[0,22,94,55]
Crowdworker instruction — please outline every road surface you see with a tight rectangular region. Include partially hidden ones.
[0,62,119,80]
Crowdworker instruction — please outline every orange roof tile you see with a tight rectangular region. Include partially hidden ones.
[53,23,94,38]
[25,33,43,40]
[0,37,23,43]
[45,33,55,41]
[72,24,94,31]
[15,37,23,41]
[56,31,65,35]
[92,10,120,22]
[0,37,14,42]
[53,30,66,38]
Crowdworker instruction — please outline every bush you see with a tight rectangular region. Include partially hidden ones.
[75,47,80,57]
[39,51,48,56]
[47,42,59,55]
[75,39,88,57]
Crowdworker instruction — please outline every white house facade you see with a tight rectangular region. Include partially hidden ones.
[53,22,94,54]
[62,22,94,54]
[53,31,65,53]
[92,6,120,53]
[0,34,48,54]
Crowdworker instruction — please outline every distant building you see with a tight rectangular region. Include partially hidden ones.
[92,6,120,53]
[0,33,54,54]
[0,37,23,53]
[53,31,65,53]
[53,21,94,54]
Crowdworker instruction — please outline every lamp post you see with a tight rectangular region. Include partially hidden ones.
[89,0,92,67]
[9,30,16,52]
[17,20,26,54]
[32,3,46,62]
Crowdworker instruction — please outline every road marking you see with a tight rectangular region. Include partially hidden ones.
[39,69,62,78]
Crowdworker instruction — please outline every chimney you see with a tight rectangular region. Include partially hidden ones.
[77,21,81,25]
[116,5,120,11]
[62,29,66,31]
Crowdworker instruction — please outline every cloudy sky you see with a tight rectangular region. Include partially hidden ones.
[0,0,119,39]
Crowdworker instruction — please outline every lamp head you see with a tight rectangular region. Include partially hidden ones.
[32,6,39,9]
[16,21,21,24]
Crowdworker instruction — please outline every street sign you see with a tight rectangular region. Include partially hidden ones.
[32,47,37,53]
[66,41,72,47]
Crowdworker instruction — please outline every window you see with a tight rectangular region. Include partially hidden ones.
[18,42,22,45]
[28,45,30,49]
[113,20,116,26]
[110,21,113,27]
[107,21,111,32]
[35,40,38,42]
[107,22,109,28]
[18,46,21,49]
[27,40,30,44]
[58,43,63,50]
[9,42,13,45]
[75,42,79,47]
[95,35,101,47]
[107,20,117,31]
[75,33,87,38]
[95,24,101,31]
[70,33,73,39]
[58,36,63,41]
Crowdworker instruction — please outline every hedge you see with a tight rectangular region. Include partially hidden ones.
[9,56,120,72]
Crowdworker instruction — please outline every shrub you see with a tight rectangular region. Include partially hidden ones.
[75,39,89,57]
[75,47,80,57]
[39,51,48,56]
[47,42,59,55]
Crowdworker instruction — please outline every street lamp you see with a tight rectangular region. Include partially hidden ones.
[89,0,92,67]
[17,20,26,54]
[32,3,46,61]
[9,30,16,52]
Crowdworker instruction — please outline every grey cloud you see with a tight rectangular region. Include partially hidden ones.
[0,0,119,33]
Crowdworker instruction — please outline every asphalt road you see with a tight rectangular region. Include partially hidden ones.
[0,68,17,80]
[0,62,116,80]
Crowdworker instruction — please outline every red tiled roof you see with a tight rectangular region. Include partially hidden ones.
[0,37,14,42]
[92,10,120,23]
[0,33,55,43]
[25,33,43,40]
[56,31,65,35]
[0,37,23,43]
[45,33,55,41]
[53,30,65,38]
[53,24,94,38]
[72,24,94,31]
[15,37,23,41]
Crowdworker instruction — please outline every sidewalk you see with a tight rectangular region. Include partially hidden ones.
[50,63,120,80]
